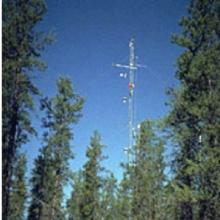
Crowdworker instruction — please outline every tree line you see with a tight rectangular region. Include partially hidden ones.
[2,0,220,219]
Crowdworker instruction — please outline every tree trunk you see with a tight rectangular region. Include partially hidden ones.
[2,101,18,220]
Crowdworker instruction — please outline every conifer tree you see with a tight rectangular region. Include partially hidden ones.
[167,0,220,219]
[80,131,105,220]
[28,77,84,220]
[8,154,27,220]
[67,171,84,220]
[161,183,177,220]
[116,165,132,220]
[131,120,165,220]
[2,0,52,218]
[28,145,54,220]
[100,173,118,220]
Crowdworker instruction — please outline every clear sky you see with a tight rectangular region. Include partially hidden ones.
[23,0,189,186]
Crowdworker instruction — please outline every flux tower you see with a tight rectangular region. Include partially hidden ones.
[114,38,143,163]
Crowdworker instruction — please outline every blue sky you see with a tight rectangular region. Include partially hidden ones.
[23,0,189,185]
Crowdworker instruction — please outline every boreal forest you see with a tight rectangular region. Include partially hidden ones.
[2,0,220,219]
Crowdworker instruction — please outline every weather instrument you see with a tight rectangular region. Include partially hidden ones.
[113,38,144,163]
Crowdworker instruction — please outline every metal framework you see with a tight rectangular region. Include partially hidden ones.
[114,38,142,163]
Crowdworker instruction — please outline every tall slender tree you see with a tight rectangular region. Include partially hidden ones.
[80,131,105,220]
[28,145,54,220]
[131,120,165,220]
[2,0,52,218]
[99,172,118,220]
[28,77,84,219]
[116,164,132,220]
[67,171,84,220]
[167,0,220,219]
[8,153,27,220]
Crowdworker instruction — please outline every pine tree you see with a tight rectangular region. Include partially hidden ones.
[167,0,220,219]
[8,154,27,220]
[2,0,52,218]
[162,183,177,220]
[131,120,165,220]
[116,165,132,220]
[67,171,84,220]
[100,173,118,220]
[80,131,105,220]
[28,145,54,220]
[28,77,84,220]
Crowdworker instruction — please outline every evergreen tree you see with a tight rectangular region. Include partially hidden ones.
[2,0,52,218]
[28,77,84,220]
[28,145,54,220]
[100,173,118,220]
[8,154,27,220]
[67,171,84,220]
[167,0,220,219]
[80,131,105,220]
[162,183,177,220]
[116,165,132,220]
[131,120,165,220]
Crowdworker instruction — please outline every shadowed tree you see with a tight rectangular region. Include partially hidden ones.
[166,0,220,219]
[131,120,165,220]
[67,171,84,220]
[80,131,105,220]
[116,163,132,220]
[8,153,27,220]
[2,0,52,218]
[28,77,84,220]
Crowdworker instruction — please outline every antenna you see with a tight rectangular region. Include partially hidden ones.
[113,38,144,164]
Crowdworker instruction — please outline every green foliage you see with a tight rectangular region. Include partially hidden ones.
[28,77,84,220]
[28,146,55,220]
[2,0,52,218]
[131,120,166,220]
[67,171,84,220]
[8,154,27,220]
[3,1,220,219]
[99,173,118,220]
[80,131,105,220]
[167,0,220,219]
[116,169,132,220]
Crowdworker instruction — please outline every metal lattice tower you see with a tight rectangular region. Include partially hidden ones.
[114,38,142,163]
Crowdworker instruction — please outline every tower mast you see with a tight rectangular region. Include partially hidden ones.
[114,38,139,163]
